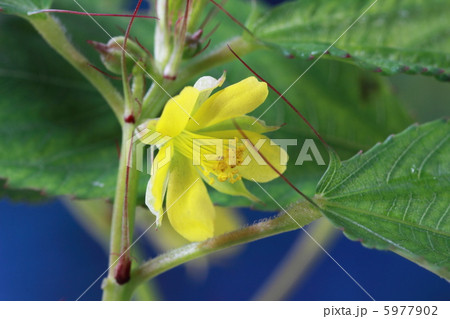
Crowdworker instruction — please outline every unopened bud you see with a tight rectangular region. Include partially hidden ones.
[183,30,203,58]
[89,36,148,75]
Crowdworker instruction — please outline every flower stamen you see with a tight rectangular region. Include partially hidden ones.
[175,133,245,185]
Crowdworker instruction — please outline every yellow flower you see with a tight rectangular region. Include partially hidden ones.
[138,75,287,241]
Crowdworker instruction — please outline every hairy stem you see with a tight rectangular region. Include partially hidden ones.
[28,14,124,122]
[102,122,139,301]
[124,200,323,296]
[141,81,170,119]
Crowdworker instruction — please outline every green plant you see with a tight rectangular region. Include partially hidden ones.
[0,0,448,300]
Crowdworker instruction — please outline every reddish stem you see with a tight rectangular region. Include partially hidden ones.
[134,37,154,60]
[199,0,225,30]
[114,129,135,285]
[114,0,144,285]
[227,44,330,150]
[123,0,144,54]
[178,0,191,41]
[135,98,143,118]
[121,0,144,115]
[194,39,212,57]
[28,9,158,19]
[203,23,221,42]
[233,120,318,208]
[87,64,121,80]
[209,0,253,35]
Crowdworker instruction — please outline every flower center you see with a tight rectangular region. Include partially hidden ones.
[175,132,245,184]
[211,141,246,184]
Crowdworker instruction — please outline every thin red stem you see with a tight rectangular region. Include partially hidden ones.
[123,138,134,251]
[209,0,253,35]
[199,0,226,30]
[28,9,158,19]
[121,0,144,114]
[123,0,144,59]
[87,64,121,80]
[194,39,212,57]
[227,45,330,150]
[233,120,318,208]
[179,0,191,40]
[134,37,154,60]
[116,25,127,35]
[135,98,143,118]
[114,129,134,285]
[114,0,145,285]
[203,23,221,42]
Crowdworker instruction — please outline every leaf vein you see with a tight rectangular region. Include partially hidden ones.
[418,134,449,179]
[386,129,431,183]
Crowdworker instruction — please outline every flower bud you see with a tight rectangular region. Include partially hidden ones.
[89,36,148,75]
[183,29,203,58]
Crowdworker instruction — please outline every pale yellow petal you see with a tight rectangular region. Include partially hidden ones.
[194,116,280,135]
[239,131,288,182]
[166,153,215,242]
[137,119,169,146]
[214,206,244,236]
[156,87,199,137]
[187,77,268,130]
[197,168,258,202]
[140,206,243,252]
[145,143,173,225]
[205,130,288,183]
[192,72,226,113]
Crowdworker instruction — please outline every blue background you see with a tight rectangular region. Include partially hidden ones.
[1,199,449,301]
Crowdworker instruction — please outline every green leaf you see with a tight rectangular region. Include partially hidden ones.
[0,16,121,200]
[0,0,151,202]
[0,0,52,15]
[250,0,450,81]
[316,119,450,279]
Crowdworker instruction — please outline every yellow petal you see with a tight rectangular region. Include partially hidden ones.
[137,119,170,146]
[192,72,226,113]
[214,206,244,236]
[140,206,243,252]
[187,77,268,130]
[194,116,280,135]
[156,87,200,137]
[205,130,288,182]
[239,131,288,182]
[145,143,173,225]
[197,168,258,202]
[166,153,215,241]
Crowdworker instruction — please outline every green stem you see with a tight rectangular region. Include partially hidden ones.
[141,81,170,119]
[28,14,124,122]
[102,122,139,301]
[125,200,323,294]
